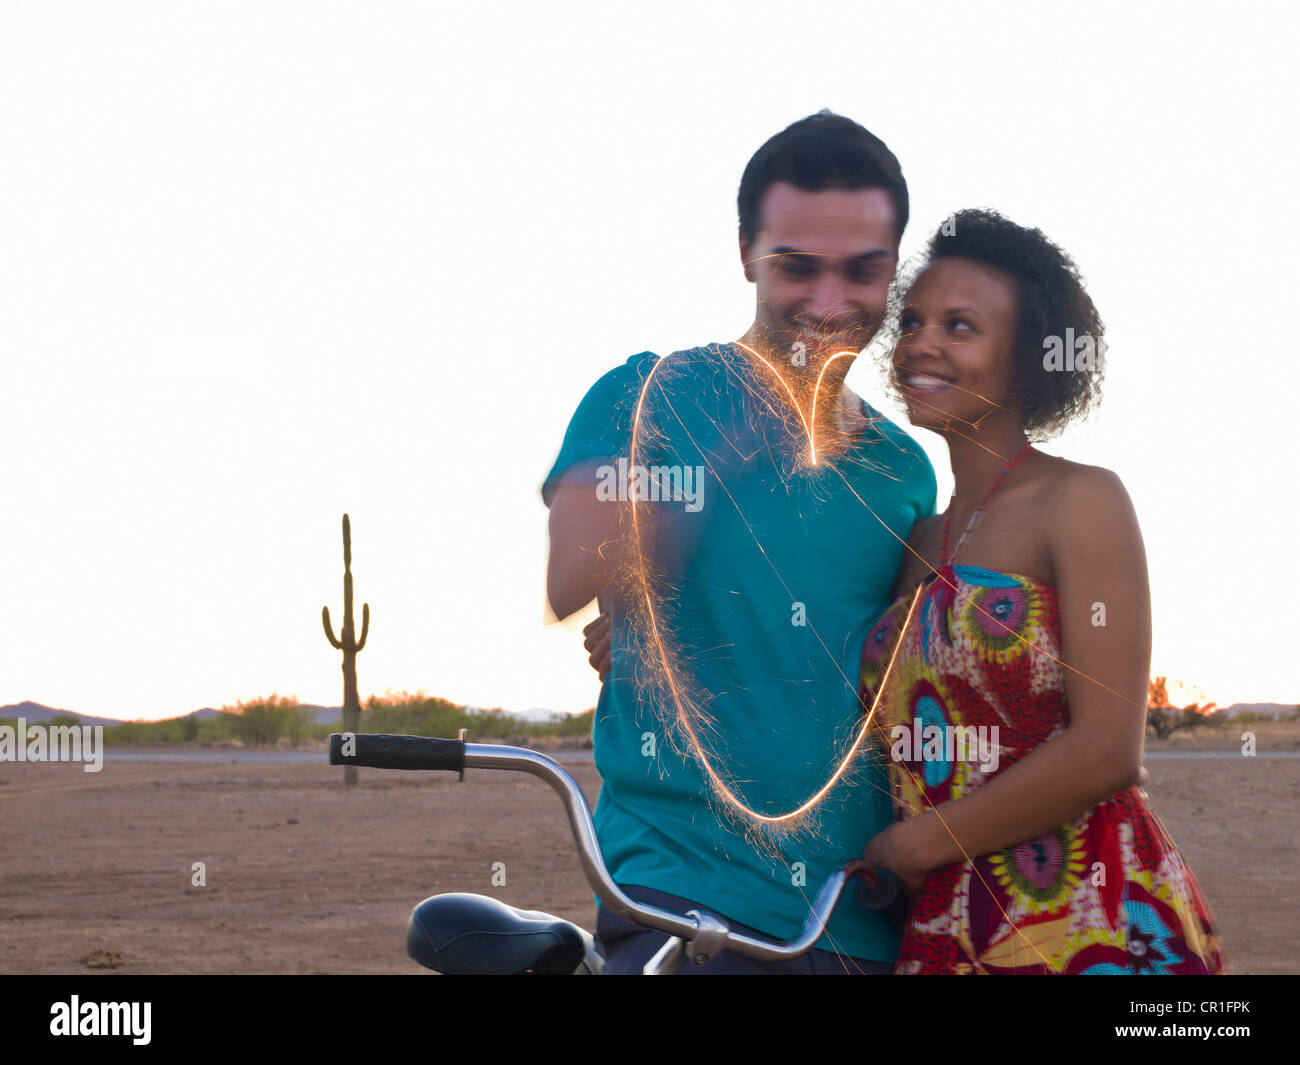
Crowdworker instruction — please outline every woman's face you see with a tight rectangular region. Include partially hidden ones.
[892,257,1023,434]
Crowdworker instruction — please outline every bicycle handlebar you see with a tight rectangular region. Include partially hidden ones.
[329,732,900,965]
[329,731,465,773]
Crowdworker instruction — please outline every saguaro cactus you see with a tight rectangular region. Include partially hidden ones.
[323,513,369,786]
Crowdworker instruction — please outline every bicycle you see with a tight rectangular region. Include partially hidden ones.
[329,731,903,975]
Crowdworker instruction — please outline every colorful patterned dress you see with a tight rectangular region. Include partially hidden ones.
[858,563,1225,974]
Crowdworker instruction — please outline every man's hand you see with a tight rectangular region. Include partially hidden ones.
[583,610,612,681]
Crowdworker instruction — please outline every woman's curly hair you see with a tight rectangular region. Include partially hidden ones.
[881,208,1105,440]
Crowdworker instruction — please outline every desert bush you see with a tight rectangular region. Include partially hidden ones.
[1146,706,1221,739]
[363,692,505,738]
[525,708,594,743]
[104,717,197,743]
[1228,708,1300,724]
[359,692,592,743]
[226,694,313,747]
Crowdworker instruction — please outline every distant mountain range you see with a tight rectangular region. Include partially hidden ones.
[0,701,127,728]
[0,700,586,727]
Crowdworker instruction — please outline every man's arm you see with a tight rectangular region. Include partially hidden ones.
[541,355,660,620]
[546,462,623,620]
[546,460,666,621]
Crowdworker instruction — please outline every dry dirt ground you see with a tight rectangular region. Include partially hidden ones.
[1,721,1295,975]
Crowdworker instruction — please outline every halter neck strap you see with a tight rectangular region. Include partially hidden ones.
[941,441,1035,567]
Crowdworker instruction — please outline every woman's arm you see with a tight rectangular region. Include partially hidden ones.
[891,514,939,599]
[864,466,1151,889]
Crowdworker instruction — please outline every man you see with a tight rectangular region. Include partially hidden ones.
[541,111,936,973]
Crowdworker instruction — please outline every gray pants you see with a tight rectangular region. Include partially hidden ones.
[596,884,893,974]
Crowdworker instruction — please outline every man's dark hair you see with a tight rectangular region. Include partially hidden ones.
[737,109,909,245]
[918,208,1106,440]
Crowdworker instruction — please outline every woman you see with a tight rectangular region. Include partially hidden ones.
[857,208,1223,974]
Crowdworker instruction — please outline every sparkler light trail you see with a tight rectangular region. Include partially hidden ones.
[588,241,1201,972]
[611,342,1138,970]
[732,340,857,467]
[613,340,934,848]
[612,329,1150,860]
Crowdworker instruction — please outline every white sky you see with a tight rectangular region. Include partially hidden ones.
[2,1,1296,721]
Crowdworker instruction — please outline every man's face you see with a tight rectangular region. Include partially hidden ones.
[740,182,899,363]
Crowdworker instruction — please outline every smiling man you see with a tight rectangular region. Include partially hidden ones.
[541,110,937,974]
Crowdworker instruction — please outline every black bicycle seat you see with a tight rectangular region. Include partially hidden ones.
[406,893,601,975]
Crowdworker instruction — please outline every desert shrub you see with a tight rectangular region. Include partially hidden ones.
[104,720,144,742]
[363,692,508,738]
[226,694,313,746]
[1229,708,1300,725]
[525,709,594,743]
[359,692,592,743]
[1146,706,1221,739]
[104,716,200,743]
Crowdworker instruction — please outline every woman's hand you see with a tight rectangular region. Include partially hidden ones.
[583,610,611,681]
[862,820,932,896]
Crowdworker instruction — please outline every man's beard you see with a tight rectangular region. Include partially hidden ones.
[739,318,865,425]
[755,317,877,374]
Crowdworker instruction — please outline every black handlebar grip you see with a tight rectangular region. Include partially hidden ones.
[853,866,900,910]
[846,863,909,929]
[328,732,466,772]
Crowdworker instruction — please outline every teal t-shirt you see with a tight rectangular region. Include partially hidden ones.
[541,343,936,962]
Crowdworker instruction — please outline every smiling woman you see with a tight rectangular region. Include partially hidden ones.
[886,207,1106,442]
[857,208,1225,974]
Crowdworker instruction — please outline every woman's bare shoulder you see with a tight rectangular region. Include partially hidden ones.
[1036,455,1134,513]
[1034,455,1143,568]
